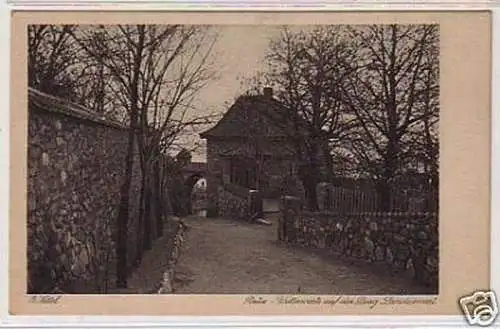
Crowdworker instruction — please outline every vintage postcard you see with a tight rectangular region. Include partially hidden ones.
[9,10,492,317]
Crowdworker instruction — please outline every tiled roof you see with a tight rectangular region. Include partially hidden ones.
[200,95,301,139]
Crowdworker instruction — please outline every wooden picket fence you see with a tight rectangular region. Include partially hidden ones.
[321,184,438,213]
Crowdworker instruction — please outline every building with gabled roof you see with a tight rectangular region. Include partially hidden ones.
[200,87,301,216]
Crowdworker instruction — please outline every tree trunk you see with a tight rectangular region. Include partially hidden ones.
[115,127,135,288]
[322,142,335,182]
[143,171,153,251]
[376,179,391,212]
[298,162,319,212]
[300,140,321,211]
[118,24,146,280]
[377,151,397,212]
[304,179,318,211]
[170,177,184,217]
[134,170,146,266]
[155,159,164,237]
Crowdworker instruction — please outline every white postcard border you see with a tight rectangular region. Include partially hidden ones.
[0,2,496,328]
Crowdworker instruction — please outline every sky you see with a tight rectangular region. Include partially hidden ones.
[186,25,283,162]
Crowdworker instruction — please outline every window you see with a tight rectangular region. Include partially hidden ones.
[229,157,258,189]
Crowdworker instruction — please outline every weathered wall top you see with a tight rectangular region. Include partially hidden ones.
[28,87,127,130]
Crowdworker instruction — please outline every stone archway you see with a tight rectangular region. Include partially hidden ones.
[184,173,207,215]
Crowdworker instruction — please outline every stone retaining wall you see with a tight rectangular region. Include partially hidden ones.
[281,196,439,292]
[217,183,251,220]
[27,88,143,293]
[217,183,263,221]
[158,218,188,294]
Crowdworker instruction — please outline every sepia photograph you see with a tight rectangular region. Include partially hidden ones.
[25,23,440,297]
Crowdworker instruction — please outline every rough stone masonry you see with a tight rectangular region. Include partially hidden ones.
[281,196,439,293]
[27,88,143,293]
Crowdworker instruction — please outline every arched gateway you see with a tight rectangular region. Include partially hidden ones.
[199,87,301,218]
[180,162,208,215]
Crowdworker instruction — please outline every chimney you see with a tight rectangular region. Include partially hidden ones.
[263,87,273,99]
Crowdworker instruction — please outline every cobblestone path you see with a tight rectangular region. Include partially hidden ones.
[174,215,432,295]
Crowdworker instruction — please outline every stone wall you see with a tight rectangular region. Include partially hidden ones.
[204,137,297,216]
[158,218,188,294]
[205,140,222,217]
[217,183,251,220]
[216,183,263,221]
[280,196,439,292]
[27,89,143,293]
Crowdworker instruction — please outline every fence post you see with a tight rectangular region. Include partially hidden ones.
[278,196,285,241]
[249,189,263,221]
[280,195,301,243]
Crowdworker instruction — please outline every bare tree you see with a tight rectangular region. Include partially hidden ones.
[338,24,439,211]
[28,25,124,119]
[28,25,85,100]
[71,25,219,287]
[244,26,358,211]
[72,30,117,117]
[136,25,219,252]
[240,25,439,212]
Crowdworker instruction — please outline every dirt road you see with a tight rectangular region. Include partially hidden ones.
[174,215,432,295]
